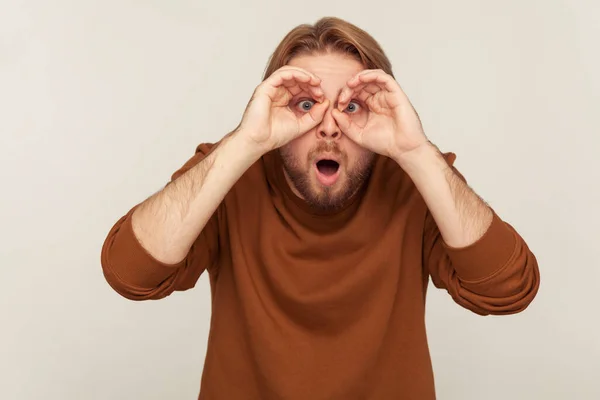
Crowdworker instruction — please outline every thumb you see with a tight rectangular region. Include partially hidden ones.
[298,99,329,133]
[332,108,362,145]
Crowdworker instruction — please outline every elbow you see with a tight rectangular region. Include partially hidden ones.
[442,218,541,316]
[101,249,178,301]
[459,251,541,316]
[101,262,176,301]
[501,255,541,315]
[100,216,180,301]
[99,209,191,301]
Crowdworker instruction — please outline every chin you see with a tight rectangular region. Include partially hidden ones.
[279,144,375,211]
[302,170,355,211]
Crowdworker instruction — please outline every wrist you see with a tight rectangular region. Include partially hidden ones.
[230,127,270,161]
[393,141,447,175]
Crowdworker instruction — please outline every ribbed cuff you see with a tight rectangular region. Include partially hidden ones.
[442,212,517,282]
[103,210,184,288]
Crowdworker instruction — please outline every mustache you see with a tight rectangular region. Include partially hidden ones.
[308,141,343,159]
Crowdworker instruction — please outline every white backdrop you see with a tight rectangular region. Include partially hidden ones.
[1,0,599,399]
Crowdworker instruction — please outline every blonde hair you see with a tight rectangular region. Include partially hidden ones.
[263,17,394,79]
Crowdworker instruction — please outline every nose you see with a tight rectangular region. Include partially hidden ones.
[316,106,341,140]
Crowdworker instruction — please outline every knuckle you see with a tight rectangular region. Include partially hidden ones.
[254,84,266,95]
[276,66,297,75]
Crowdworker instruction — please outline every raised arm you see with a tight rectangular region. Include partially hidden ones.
[406,146,540,315]
[101,65,330,300]
[101,136,261,300]
[331,68,540,315]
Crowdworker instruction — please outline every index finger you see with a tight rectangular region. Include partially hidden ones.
[269,66,321,86]
[348,70,400,94]
[259,68,324,103]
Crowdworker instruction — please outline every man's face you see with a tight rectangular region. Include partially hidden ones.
[279,52,376,212]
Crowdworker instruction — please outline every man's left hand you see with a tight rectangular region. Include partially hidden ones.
[332,69,429,161]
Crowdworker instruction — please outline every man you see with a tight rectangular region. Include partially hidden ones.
[101,16,540,400]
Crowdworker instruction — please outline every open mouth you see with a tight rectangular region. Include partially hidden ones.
[314,159,341,186]
[316,159,340,176]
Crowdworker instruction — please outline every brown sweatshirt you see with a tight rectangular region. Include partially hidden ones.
[101,142,540,399]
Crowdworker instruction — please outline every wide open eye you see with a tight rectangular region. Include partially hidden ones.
[345,101,360,113]
[297,99,316,112]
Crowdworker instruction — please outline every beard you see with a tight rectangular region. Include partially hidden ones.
[279,141,375,213]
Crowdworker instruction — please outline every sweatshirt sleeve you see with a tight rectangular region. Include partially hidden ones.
[424,209,540,315]
[100,143,221,301]
[422,156,540,315]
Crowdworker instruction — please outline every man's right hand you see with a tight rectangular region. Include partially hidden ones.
[120,67,329,267]
[237,66,330,153]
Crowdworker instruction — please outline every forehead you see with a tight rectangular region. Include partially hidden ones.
[287,52,365,89]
